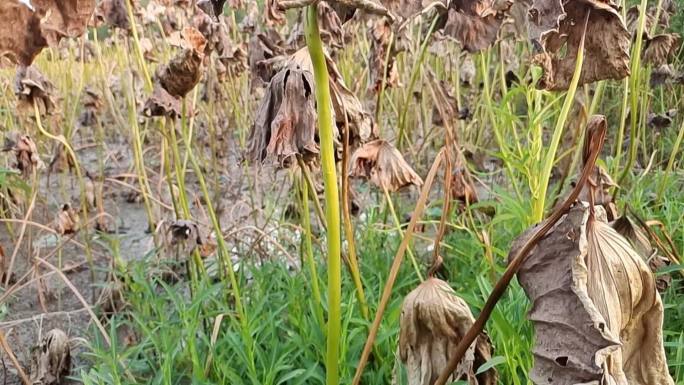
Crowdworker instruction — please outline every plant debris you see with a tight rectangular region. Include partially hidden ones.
[14,65,58,115]
[53,203,80,235]
[2,131,44,178]
[29,329,71,385]
[349,139,422,191]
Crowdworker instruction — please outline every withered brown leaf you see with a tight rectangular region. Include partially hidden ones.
[94,0,130,30]
[2,131,44,178]
[512,203,673,385]
[442,0,512,53]
[156,27,206,98]
[349,139,422,191]
[368,17,400,93]
[54,203,80,235]
[14,65,58,115]
[530,0,631,90]
[248,63,319,167]
[0,0,96,65]
[643,33,681,67]
[399,277,497,385]
[143,84,182,118]
[29,329,71,385]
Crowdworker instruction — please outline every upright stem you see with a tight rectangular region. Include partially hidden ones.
[305,6,342,385]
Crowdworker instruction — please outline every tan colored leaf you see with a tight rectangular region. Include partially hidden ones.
[14,65,58,115]
[54,203,80,235]
[530,0,630,90]
[248,64,319,167]
[265,0,286,25]
[0,0,96,65]
[399,277,497,385]
[94,0,130,30]
[2,131,44,178]
[442,0,511,53]
[156,27,206,98]
[349,139,422,191]
[143,84,182,118]
[368,17,400,93]
[49,143,75,174]
[643,33,681,67]
[29,329,71,385]
[512,203,674,385]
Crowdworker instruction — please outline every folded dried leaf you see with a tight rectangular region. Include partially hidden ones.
[512,203,674,385]
[157,27,206,98]
[14,65,57,115]
[248,64,319,167]
[0,0,96,65]
[49,143,75,174]
[143,84,182,118]
[369,17,401,92]
[399,277,497,385]
[29,329,71,385]
[647,109,677,130]
[643,33,681,67]
[349,139,422,191]
[54,203,80,235]
[169,220,203,253]
[2,131,44,178]
[94,0,130,30]
[530,0,630,90]
[442,0,511,52]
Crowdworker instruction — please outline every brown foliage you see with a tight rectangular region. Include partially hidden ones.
[248,64,319,167]
[2,131,44,178]
[368,17,400,92]
[14,65,58,115]
[157,27,206,97]
[512,203,673,385]
[54,203,80,235]
[143,84,183,118]
[0,0,96,65]
[643,33,681,67]
[442,0,511,53]
[94,0,130,30]
[399,277,497,385]
[29,329,71,385]
[530,0,630,90]
[349,139,422,191]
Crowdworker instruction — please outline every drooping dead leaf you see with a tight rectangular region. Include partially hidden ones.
[49,143,75,174]
[368,17,401,92]
[442,0,512,53]
[647,109,677,130]
[29,329,71,385]
[143,84,182,118]
[650,64,684,87]
[156,27,206,98]
[248,30,286,87]
[78,86,104,128]
[2,131,44,178]
[169,219,203,253]
[247,64,319,167]
[613,215,672,292]
[399,277,497,385]
[197,0,226,20]
[54,203,80,235]
[0,0,96,65]
[529,0,631,90]
[512,203,673,385]
[14,65,58,115]
[349,139,422,191]
[643,33,681,67]
[94,0,130,30]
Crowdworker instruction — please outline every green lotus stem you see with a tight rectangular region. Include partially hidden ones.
[618,0,648,185]
[300,175,326,328]
[532,15,587,222]
[658,108,684,199]
[124,0,152,90]
[305,5,342,385]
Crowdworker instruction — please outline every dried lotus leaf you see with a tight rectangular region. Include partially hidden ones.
[368,17,400,92]
[442,0,511,53]
[143,84,182,118]
[349,139,422,191]
[54,203,80,235]
[512,203,673,385]
[247,64,319,167]
[157,36,205,97]
[643,33,681,67]
[94,0,130,30]
[531,0,630,90]
[399,277,497,385]
[2,131,44,178]
[14,65,58,115]
[29,329,71,385]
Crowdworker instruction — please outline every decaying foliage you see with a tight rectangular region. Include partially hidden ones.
[54,203,80,235]
[94,0,130,30]
[78,87,104,128]
[2,131,44,178]
[0,244,6,284]
[29,329,71,385]
[643,33,681,67]
[512,203,674,385]
[399,277,497,385]
[0,0,96,65]
[14,65,58,115]
[441,0,512,53]
[451,159,478,205]
[650,64,684,87]
[143,84,183,118]
[613,215,672,292]
[368,17,401,92]
[529,0,630,90]
[157,27,207,97]
[647,109,677,130]
[349,139,422,191]
[248,63,319,167]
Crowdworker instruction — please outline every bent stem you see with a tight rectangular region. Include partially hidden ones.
[305,5,342,385]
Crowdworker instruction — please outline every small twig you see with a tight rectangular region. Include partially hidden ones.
[0,331,30,385]
[434,115,606,385]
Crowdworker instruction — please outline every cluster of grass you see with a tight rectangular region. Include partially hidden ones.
[1,1,683,384]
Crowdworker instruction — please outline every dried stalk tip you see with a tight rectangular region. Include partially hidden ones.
[512,203,674,385]
[247,63,319,167]
[29,329,71,385]
[349,139,422,192]
[399,277,497,385]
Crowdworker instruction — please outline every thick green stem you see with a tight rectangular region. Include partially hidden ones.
[305,6,342,385]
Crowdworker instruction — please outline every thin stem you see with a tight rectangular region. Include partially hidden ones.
[300,176,326,328]
[382,186,423,281]
[305,5,342,385]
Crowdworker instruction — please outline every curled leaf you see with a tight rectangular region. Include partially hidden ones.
[29,329,71,385]
[512,203,674,385]
[368,17,401,92]
[14,65,57,115]
[143,84,182,118]
[442,0,512,52]
[2,131,44,178]
[157,27,206,98]
[643,33,681,67]
[349,139,422,191]
[247,64,319,167]
[54,203,80,235]
[399,277,497,385]
[530,0,630,90]
[94,0,130,30]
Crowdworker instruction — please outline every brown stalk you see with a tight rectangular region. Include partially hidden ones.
[0,331,30,385]
[434,114,607,385]
[351,148,445,385]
